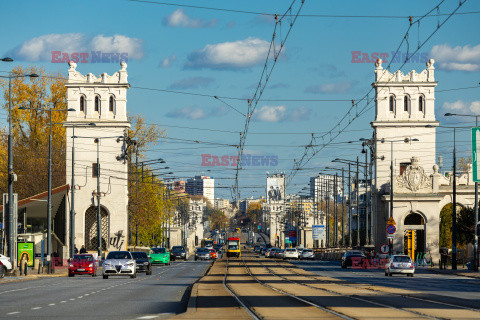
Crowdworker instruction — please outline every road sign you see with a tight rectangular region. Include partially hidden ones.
[386,225,396,234]
[312,225,325,240]
[257,225,261,230]
[380,244,389,254]
[387,217,396,226]
[472,127,480,182]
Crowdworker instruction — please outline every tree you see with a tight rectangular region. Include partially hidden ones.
[0,66,67,199]
[440,203,453,248]
[457,206,474,245]
[246,202,262,225]
[457,157,472,173]
[208,209,228,230]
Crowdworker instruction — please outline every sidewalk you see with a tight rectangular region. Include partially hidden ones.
[1,269,68,284]
[427,266,480,279]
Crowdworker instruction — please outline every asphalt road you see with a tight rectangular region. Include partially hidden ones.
[0,260,211,320]
[291,260,480,309]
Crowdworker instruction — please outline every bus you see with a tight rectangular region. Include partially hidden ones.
[226,237,241,258]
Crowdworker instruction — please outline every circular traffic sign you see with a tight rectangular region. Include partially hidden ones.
[380,244,389,254]
[386,224,396,234]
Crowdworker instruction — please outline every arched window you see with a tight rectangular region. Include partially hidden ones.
[80,96,85,112]
[389,95,395,112]
[109,96,114,112]
[404,95,409,112]
[95,96,100,112]
[419,95,424,112]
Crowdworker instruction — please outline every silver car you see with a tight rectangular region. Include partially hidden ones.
[103,251,136,279]
[385,255,415,277]
[300,249,315,260]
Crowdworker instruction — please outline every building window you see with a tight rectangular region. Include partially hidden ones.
[404,95,409,112]
[400,162,410,175]
[95,96,100,112]
[419,95,424,112]
[389,95,395,112]
[80,96,85,112]
[109,96,114,112]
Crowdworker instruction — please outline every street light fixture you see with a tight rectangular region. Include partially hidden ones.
[0,71,39,267]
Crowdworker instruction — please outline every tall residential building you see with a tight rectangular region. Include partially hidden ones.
[214,198,231,210]
[310,175,343,203]
[185,176,214,205]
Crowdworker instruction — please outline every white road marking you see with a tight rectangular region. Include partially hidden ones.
[84,294,89,296]
[48,304,55,306]
[31,307,42,310]
[7,312,20,315]
[69,298,75,301]
[78,296,83,299]
[60,301,66,303]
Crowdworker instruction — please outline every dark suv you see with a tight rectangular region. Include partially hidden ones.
[131,251,152,275]
[171,246,187,261]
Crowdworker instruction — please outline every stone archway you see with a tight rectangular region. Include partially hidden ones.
[84,206,110,251]
[403,212,425,261]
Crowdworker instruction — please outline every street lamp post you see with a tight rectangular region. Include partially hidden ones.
[0,69,38,267]
[19,104,72,273]
[445,113,479,272]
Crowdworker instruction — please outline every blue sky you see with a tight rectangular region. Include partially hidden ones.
[1,0,479,200]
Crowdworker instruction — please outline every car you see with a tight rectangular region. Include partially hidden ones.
[209,248,217,260]
[283,248,299,260]
[341,250,366,268]
[385,255,415,277]
[300,249,315,260]
[170,246,187,261]
[254,245,260,253]
[68,254,97,277]
[149,247,171,265]
[131,251,152,275]
[0,254,12,272]
[265,248,277,258]
[274,248,284,259]
[0,261,6,278]
[195,248,211,261]
[102,251,136,279]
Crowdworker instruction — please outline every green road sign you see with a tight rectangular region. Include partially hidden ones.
[473,128,480,182]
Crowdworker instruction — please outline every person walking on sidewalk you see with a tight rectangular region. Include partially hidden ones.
[74,244,79,254]
[80,245,87,254]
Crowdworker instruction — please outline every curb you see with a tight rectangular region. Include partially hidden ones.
[428,268,480,279]
[1,272,67,284]
[185,260,214,314]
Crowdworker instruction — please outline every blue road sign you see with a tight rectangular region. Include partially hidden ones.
[386,225,396,234]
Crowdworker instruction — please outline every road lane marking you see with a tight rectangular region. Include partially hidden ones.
[31,307,42,310]
[69,298,75,301]
[78,296,83,298]
[7,312,20,315]
[60,301,66,303]
[48,304,55,306]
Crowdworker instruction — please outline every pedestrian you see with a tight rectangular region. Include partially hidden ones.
[74,244,79,254]
[80,245,87,254]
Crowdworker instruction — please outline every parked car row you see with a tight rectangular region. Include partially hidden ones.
[259,247,315,260]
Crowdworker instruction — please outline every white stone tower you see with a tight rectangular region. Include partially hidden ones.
[64,61,130,254]
[371,59,438,190]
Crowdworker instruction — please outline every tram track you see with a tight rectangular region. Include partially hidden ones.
[272,259,480,314]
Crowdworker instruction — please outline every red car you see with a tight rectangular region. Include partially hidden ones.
[68,254,97,277]
[209,249,217,260]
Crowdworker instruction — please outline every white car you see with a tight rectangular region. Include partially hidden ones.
[103,251,136,279]
[300,249,315,260]
[283,248,299,260]
[0,254,12,271]
[385,255,415,277]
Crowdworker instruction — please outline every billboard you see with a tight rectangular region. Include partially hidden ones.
[267,174,285,204]
[17,242,34,267]
[312,225,325,241]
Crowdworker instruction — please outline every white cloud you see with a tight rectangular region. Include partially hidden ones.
[161,54,176,68]
[165,106,207,120]
[254,105,311,122]
[305,82,352,94]
[163,9,217,28]
[443,100,480,113]
[185,37,270,70]
[6,33,144,61]
[430,44,480,71]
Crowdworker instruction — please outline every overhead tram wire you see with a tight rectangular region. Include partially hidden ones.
[286,0,468,185]
[234,0,305,202]
[125,0,479,19]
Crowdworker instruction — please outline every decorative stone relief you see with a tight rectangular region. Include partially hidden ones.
[396,157,432,192]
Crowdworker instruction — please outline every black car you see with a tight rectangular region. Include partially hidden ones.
[131,251,152,275]
[341,250,366,268]
[170,246,187,261]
